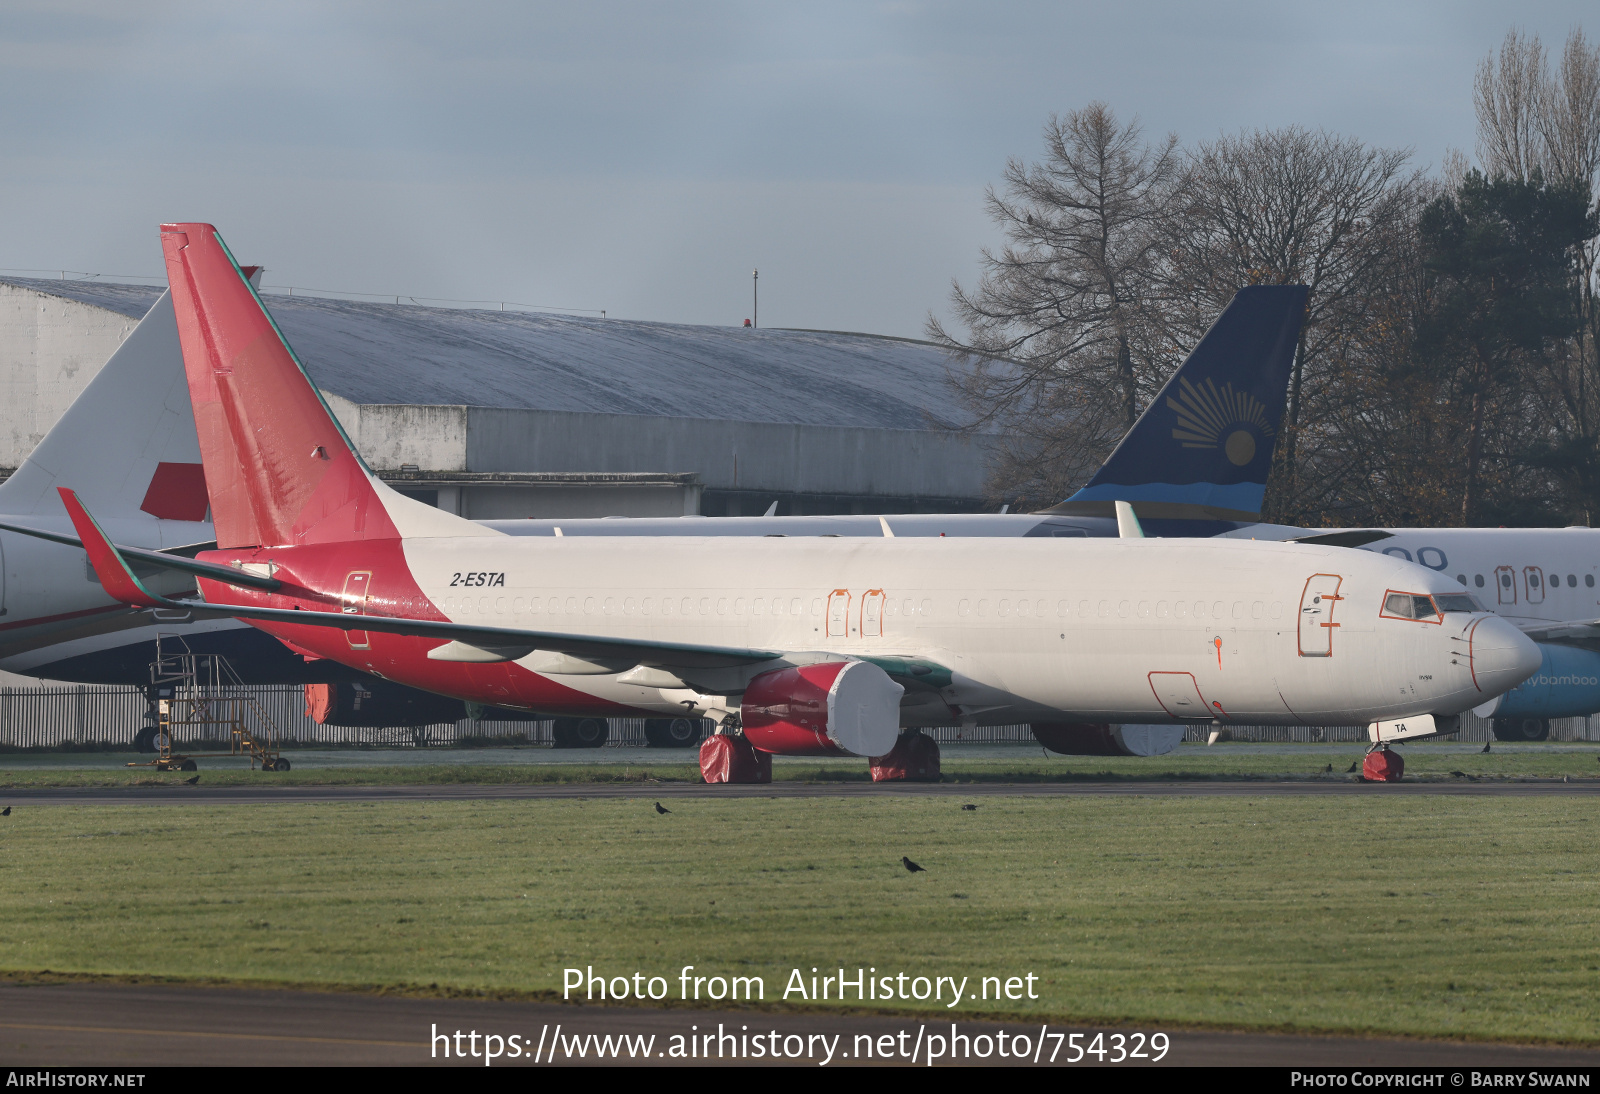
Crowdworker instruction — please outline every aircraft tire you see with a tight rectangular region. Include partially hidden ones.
[133,725,158,754]
[275,758,291,771]
[643,718,702,748]
[552,718,610,749]
[179,760,197,772]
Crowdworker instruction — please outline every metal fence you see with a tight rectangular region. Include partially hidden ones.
[1178,713,1600,744]
[0,683,1592,749]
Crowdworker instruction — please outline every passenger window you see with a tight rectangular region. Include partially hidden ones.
[1589,575,1596,589]
[1570,574,1578,587]
[1456,574,1466,585]
[1529,572,1541,589]
[1475,574,1485,588]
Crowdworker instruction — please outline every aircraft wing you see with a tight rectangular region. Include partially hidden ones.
[1512,618,1600,650]
[46,486,779,672]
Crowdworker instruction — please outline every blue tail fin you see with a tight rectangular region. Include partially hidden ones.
[1049,284,1307,529]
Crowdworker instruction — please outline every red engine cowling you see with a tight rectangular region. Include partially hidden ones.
[741,661,903,757]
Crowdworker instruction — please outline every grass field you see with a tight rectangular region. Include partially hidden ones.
[1,794,1597,1042]
[0,742,1597,787]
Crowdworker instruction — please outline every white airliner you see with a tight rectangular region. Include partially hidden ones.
[1222,524,1600,739]
[0,237,1574,761]
[14,223,1541,770]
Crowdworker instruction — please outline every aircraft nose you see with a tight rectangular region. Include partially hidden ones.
[1470,615,1542,698]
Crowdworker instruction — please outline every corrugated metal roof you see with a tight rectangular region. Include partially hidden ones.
[0,278,974,432]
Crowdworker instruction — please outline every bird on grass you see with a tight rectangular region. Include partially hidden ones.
[902,856,926,873]
[961,804,977,811]
[183,776,199,786]
[1345,761,1359,773]
[653,802,671,815]
[1322,764,1333,773]
[1,807,9,816]
[1481,743,1491,754]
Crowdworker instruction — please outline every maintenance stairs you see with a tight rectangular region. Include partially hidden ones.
[130,636,291,772]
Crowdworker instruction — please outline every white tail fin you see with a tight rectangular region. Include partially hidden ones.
[0,291,211,543]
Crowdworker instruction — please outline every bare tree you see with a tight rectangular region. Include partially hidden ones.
[1538,29,1600,189]
[928,103,1183,506]
[1468,28,1600,524]
[1475,29,1548,181]
[1166,127,1424,522]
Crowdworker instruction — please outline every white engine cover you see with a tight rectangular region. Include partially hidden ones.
[827,661,904,756]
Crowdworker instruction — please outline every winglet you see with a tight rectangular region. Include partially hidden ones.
[1115,500,1145,539]
[56,487,174,608]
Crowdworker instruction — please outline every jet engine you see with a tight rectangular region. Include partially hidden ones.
[304,680,467,727]
[741,660,903,756]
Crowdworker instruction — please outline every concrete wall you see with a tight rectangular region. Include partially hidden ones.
[461,406,992,499]
[0,285,135,469]
[322,394,468,472]
[456,483,701,519]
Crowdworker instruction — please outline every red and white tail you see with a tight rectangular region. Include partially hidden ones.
[159,223,483,549]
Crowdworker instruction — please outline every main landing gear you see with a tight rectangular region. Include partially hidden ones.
[550,717,610,748]
[696,723,941,784]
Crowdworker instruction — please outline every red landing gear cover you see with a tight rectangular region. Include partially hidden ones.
[700,735,773,784]
[870,730,941,782]
[1362,748,1405,783]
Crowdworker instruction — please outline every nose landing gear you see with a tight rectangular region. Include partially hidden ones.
[1361,744,1405,783]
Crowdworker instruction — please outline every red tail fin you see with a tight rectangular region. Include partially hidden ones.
[160,223,394,549]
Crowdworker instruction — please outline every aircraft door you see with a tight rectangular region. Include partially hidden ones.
[341,571,372,649]
[1148,671,1210,719]
[1493,565,1517,605]
[826,589,851,638]
[1297,574,1343,657]
[1524,566,1545,605]
[860,589,884,637]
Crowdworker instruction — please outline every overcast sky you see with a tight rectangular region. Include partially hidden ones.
[0,1,1594,338]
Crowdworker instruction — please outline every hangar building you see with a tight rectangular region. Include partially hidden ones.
[0,278,998,518]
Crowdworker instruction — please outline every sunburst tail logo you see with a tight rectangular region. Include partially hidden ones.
[1168,376,1274,467]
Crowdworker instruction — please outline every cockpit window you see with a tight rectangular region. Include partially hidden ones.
[1382,591,1442,621]
[1434,593,1485,613]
